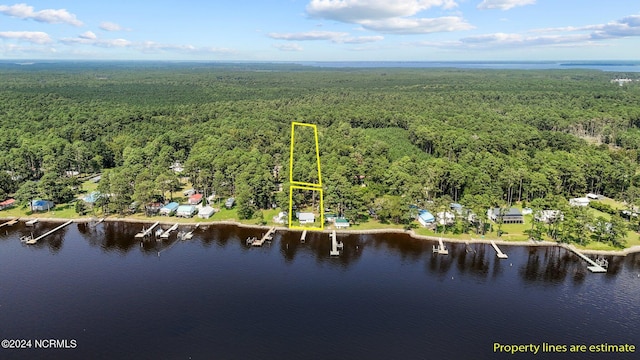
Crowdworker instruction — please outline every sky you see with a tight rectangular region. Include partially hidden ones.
[0,0,639,61]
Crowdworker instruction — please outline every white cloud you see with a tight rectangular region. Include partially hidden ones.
[306,0,457,22]
[0,30,52,44]
[360,16,472,34]
[415,13,640,50]
[477,0,536,10]
[338,35,384,43]
[137,41,235,55]
[273,43,304,51]
[79,31,97,40]
[0,3,83,26]
[100,21,126,32]
[305,0,469,35]
[268,30,349,41]
[268,31,384,44]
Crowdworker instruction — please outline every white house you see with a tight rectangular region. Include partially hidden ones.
[335,218,350,228]
[534,210,563,223]
[198,206,215,219]
[436,211,455,226]
[297,212,315,224]
[176,205,197,218]
[569,197,590,207]
[273,211,287,224]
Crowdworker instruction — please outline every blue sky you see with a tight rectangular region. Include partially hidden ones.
[0,1,639,61]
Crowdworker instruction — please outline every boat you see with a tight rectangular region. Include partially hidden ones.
[245,236,257,245]
[20,233,33,243]
[25,219,39,226]
[155,228,163,237]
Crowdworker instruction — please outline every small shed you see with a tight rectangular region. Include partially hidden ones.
[335,218,350,228]
[297,212,315,224]
[176,205,197,218]
[417,210,435,227]
[225,197,235,209]
[0,198,16,210]
[188,193,203,205]
[183,189,195,197]
[160,202,179,216]
[198,206,215,219]
[31,200,54,212]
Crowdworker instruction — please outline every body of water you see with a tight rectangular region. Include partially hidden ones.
[299,61,640,72]
[1,221,639,359]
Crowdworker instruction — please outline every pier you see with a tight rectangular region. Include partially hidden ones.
[0,218,19,228]
[25,218,39,226]
[565,245,607,273]
[89,218,105,228]
[252,227,276,247]
[25,220,73,244]
[330,230,343,256]
[160,223,179,239]
[300,230,307,243]
[432,238,448,255]
[134,221,159,238]
[490,240,508,259]
[181,223,199,240]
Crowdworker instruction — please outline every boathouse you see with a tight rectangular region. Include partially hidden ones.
[159,202,179,216]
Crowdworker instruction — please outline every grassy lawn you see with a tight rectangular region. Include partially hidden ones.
[597,197,626,210]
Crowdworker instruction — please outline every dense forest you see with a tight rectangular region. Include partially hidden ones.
[1,61,640,246]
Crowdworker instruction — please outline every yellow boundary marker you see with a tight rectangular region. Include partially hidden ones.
[289,122,323,230]
[288,185,324,231]
[289,122,322,187]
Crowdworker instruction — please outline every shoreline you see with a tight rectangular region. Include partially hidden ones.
[2,215,639,256]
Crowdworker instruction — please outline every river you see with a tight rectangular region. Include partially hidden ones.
[1,221,638,359]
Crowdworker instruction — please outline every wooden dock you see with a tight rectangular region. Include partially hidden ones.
[330,230,343,256]
[25,220,73,244]
[490,240,508,259]
[300,230,307,243]
[432,238,448,255]
[89,218,105,228]
[135,221,159,238]
[160,223,179,239]
[181,223,199,240]
[252,227,275,246]
[565,245,607,273]
[25,218,39,226]
[0,218,19,228]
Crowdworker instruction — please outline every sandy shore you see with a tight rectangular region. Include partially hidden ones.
[2,215,639,256]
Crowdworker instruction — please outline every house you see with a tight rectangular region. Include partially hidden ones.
[159,202,179,216]
[335,218,350,228]
[225,197,235,209]
[31,200,54,212]
[417,210,435,227]
[170,161,184,173]
[297,212,315,224]
[534,210,563,223]
[0,198,15,210]
[586,193,601,200]
[569,197,590,207]
[188,193,203,205]
[146,202,163,215]
[450,203,463,214]
[325,213,338,223]
[436,211,455,226]
[198,206,215,219]
[488,207,524,224]
[273,211,287,224]
[176,205,197,218]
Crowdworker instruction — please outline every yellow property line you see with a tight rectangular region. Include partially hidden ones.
[289,122,324,230]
